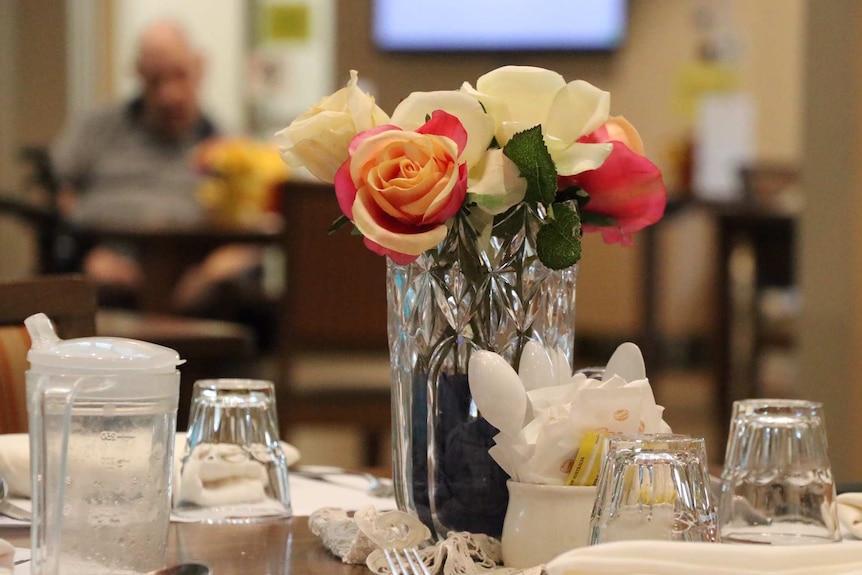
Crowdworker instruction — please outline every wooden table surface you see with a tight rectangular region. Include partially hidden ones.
[4,517,368,575]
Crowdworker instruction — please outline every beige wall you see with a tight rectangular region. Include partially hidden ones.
[0,0,67,280]
[333,0,804,339]
[15,1,68,148]
[798,0,862,481]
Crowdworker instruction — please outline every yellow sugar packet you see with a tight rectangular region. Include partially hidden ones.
[565,431,607,486]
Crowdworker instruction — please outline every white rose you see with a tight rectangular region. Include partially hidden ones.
[390,89,526,217]
[389,89,494,169]
[274,70,390,183]
[463,66,613,177]
[467,148,527,215]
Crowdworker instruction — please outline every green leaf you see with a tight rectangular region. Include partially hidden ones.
[503,126,557,205]
[536,203,582,270]
[327,215,350,234]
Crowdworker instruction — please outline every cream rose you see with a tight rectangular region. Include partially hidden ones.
[390,89,526,216]
[389,90,494,168]
[274,70,389,183]
[334,111,468,264]
[463,66,613,177]
[467,148,528,215]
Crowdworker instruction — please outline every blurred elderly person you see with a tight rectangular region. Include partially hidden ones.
[52,20,270,342]
[53,20,217,300]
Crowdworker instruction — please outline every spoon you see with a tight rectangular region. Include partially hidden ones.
[602,342,646,383]
[468,350,527,436]
[0,477,30,522]
[518,341,555,391]
[147,564,211,575]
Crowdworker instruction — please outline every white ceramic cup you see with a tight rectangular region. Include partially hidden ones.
[501,481,597,569]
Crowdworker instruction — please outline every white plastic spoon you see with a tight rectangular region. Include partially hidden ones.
[468,351,527,436]
[518,341,556,391]
[602,342,646,383]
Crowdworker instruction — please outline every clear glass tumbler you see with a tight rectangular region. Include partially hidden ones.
[173,379,291,523]
[590,434,718,544]
[719,399,841,544]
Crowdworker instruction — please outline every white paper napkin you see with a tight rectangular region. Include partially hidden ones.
[546,540,862,575]
[471,342,671,486]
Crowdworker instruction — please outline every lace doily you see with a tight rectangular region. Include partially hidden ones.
[309,506,542,575]
[309,508,379,564]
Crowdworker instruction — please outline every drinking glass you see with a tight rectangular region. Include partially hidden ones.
[719,399,840,544]
[590,434,718,544]
[173,379,291,523]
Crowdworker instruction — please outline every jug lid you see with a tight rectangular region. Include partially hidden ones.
[25,313,183,373]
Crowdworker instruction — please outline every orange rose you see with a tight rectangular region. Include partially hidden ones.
[334,111,468,263]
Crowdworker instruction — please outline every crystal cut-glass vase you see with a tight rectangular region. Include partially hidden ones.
[387,202,578,539]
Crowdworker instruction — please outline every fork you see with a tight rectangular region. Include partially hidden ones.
[383,547,430,575]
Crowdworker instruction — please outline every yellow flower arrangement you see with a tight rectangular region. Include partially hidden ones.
[194,137,289,225]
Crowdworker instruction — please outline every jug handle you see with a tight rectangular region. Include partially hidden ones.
[24,313,61,349]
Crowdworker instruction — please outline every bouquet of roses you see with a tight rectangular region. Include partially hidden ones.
[275,65,666,269]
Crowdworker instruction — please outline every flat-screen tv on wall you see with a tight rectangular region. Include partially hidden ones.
[373,0,627,53]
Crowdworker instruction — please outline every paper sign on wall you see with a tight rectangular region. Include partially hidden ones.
[693,92,756,202]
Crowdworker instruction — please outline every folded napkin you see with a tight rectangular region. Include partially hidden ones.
[0,432,301,499]
[546,540,862,575]
[838,492,862,538]
[173,434,299,507]
[176,443,271,507]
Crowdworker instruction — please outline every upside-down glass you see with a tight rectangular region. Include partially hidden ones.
[173,379,291,523]
[590,434,718,544]
[719,399,840,544]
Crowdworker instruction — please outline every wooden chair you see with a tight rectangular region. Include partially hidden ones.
[276,180,391,466]
[0,274,98,433]
[0,147,84,275]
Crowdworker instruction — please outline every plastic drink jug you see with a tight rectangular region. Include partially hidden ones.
[25,313,182,575]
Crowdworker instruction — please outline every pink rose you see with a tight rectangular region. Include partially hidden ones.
[560,117,667,245]
[334,110,468,264]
